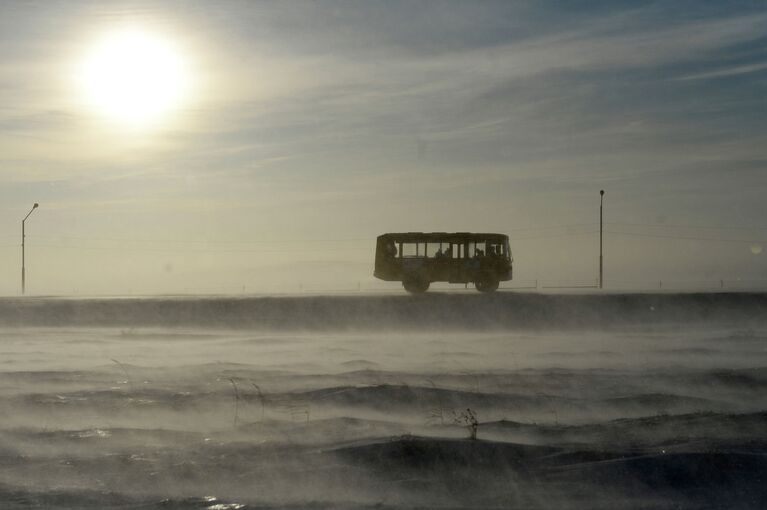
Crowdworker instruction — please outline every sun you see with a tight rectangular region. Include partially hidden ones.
[78,29,191,126]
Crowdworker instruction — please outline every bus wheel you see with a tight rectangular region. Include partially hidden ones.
[475,274,499,293]
[403,276,430,294]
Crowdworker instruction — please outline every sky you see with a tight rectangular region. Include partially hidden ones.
[0,0,765,295]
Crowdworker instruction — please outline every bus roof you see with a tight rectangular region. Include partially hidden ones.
[377,232,509,242]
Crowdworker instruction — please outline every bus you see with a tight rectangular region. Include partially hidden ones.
[374,232,513,293]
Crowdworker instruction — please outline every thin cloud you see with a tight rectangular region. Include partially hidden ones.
[674,61,767,81]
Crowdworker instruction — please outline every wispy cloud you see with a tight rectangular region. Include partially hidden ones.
[674,61,767,81]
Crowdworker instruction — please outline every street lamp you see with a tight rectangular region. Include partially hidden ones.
[22,203,39,295]
[599,190,604,289]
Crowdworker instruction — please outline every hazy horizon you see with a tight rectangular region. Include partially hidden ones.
[1,0,765,295]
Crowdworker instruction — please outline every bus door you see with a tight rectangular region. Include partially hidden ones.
[400,241,425,274]
[449,242,469,283]
[466,241,484,274]
[428,241,450,280]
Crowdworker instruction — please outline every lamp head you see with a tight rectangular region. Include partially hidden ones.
[33,203,39,208]
[600,190,604,196]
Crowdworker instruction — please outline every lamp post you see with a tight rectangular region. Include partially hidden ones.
[599,190,604,289]
[22,203,39,295]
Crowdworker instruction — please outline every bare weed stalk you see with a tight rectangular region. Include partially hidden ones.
[228,378,241,427]
[251,382,266,420]
[454,408,479,440]
[111,358,135,393]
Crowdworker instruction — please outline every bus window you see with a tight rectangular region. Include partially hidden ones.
[401,242,421,257]
[428,242,450,259]
[470,241,487,257]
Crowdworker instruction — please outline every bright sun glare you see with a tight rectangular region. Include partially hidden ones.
[79,29,190,126]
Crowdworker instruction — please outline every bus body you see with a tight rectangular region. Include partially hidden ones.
[374,232,512,293]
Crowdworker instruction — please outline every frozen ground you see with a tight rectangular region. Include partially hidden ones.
[0,293,766,509]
